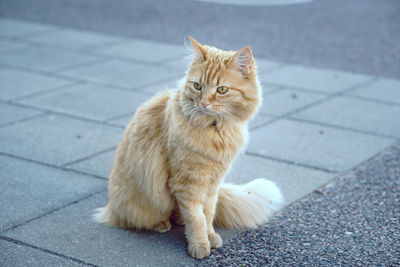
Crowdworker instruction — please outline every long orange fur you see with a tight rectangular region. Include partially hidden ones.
[94,37,284,259]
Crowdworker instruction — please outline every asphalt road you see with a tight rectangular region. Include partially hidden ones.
[0,0,399,78]
[197,141,400,266]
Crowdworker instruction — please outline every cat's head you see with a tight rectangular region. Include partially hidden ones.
[180,36,261,126]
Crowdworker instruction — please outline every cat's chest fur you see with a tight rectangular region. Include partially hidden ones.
[167,94,245,164]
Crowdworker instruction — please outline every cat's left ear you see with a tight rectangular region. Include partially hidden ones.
[228,46,254,78]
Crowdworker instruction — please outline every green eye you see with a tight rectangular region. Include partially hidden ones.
[217,86,229,94]
[193,82,202,90]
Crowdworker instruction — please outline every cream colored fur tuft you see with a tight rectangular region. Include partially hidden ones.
[215,179,284,229]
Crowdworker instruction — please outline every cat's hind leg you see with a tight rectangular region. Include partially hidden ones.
[170,207,185,226]
[153,217,172,233]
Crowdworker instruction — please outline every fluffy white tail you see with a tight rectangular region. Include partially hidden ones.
[214,178,284,229]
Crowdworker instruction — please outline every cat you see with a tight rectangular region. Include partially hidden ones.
[94,36,284,259]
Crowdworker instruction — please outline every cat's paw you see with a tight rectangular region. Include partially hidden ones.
[208,232,223,248]
[153,219,172,233]
[188,242,211,259]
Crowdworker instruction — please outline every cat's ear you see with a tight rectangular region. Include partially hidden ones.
[228,46,254,77]
[187,36,207,63]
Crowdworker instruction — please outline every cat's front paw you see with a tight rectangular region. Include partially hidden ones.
[188,242,211,259]
[208,232,223,248]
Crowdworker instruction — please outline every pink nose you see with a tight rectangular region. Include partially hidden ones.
[201,101,210,108]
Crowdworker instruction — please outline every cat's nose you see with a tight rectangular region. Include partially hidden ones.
[201,101,210,108]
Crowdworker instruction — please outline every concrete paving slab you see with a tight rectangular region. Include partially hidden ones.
[256,59,282,73]
[21,28,123,49]
[346,78,400,105]
[0,37,31,53]
[0,18,57,37]
[0,68,75,100]
[247,119,394,172]
[0,102,43,126]
[107,114,133,128]
[260,65,373,92]
[66,149,116,179]
[0,239,82,266]
[0,114,123,166]
[94,39,186,63]
[292,96,400,137]
[18,83,151,121]
[61,59,182,89]
[0,45,103,72]
[3,193,198,267]
[0,154,105,232]
[260,84,282,95]
[227,154,335,204]
[249,113,275,130]
[259,88,326,116]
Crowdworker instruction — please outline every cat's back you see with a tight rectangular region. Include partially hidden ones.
[125,90,172,135]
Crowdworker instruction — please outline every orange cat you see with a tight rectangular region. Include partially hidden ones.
[94,37,284,259]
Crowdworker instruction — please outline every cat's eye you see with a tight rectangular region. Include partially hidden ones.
[217,86,229,94]
[193,82,202,90]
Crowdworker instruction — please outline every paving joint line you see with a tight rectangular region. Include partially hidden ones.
[1,188,106,234]
[90,52,188,67]
[287,117,399,140]
[0,236,97,267]
[55,57,111,72]
[79,38,129,50]
[62,146,116,168]
[105,111,134,123]
[0,112,48,129]
[1,63,85,83]
[339,93,400,107]
[249,115,282,131]
[245,152,337,173]
[5,100,126,130]
[0,151,108,181]
[3,36,47,47]
[8,35,115,56]
[0,42,37,55]
[11,81,84,101]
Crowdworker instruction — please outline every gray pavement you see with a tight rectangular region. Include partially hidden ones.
[0,18,399,266]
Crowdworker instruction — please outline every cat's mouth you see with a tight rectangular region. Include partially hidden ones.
[198,104,216,115]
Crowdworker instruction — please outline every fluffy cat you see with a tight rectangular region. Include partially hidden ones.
[94,37,284,259]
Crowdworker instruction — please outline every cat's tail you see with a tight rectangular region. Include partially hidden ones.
[214,178,284,229]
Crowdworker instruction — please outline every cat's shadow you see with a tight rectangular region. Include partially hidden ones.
[123,224,238,254]
[125,225,187,249]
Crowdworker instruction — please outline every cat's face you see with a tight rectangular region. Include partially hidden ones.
[181,37,261,125]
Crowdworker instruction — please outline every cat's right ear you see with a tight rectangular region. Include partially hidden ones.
[186,36,206,63]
